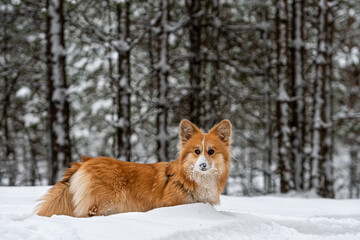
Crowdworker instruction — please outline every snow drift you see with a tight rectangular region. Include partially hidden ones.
[0,187,359,240]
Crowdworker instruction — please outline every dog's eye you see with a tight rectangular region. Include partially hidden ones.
[208,149,215,155]
[195,149,200,155]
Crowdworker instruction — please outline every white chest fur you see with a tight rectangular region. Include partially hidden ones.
[187,168,220,204]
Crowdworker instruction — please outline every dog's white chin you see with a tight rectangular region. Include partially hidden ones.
[187,164,218,181]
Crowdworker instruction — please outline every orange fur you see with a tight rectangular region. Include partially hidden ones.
[35,120,231,217]
[35,163,81,217]
[81,155,93,162]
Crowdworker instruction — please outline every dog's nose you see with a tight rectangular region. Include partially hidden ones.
[199,162,208,171]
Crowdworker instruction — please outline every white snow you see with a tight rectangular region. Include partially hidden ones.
[0,187,359,240]
[91,99,113,115]
[15,87,31,98]
[111,39,130,52]
[113,0,125,4]
[23,113,40,127]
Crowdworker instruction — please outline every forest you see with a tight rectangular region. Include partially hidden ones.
[0,0,359,199]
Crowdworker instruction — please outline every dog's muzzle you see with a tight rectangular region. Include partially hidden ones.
[199,162,208,171]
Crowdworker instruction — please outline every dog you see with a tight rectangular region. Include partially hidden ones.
[35,119,231,217]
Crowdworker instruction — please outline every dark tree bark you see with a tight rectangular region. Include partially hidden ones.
[349,147,360,198]
[276,0,293,193]
[290,0,305,191]
[321,0,335,198]
[187,0,203,126]
[26,129,41,186]
[0,77,17,186]
[116,1,131,162]
[261,3,273,194]
[46,0,71,184]
[311,0,334,198]
[156,0,170,162]
[209,0,221,128]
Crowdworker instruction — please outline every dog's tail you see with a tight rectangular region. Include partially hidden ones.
[35,156,92,217]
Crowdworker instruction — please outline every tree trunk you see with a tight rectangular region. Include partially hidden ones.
[2,93,17,186]
[27,130,41,186]
[276,0,293,193]
[188,0,202,126]
[311,0,334,198]
[46,0,71,184]
[322,0,335,198]
[209,0,221,128]
[0,76,17,185]
[261,3,272,194]
[156,0,169,162]
[290,0,305,191]
[349,147,360,198]
[116,1,131,162]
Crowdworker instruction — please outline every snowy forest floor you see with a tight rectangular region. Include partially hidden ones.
[0,187,359,240]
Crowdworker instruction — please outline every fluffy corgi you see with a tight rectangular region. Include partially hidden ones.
[35,119,231,217]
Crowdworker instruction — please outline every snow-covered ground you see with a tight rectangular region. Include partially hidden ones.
[0,187,359,240]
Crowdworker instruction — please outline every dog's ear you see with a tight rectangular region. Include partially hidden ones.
[179,120,200,145]
[209,120,231,144]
